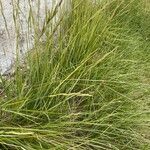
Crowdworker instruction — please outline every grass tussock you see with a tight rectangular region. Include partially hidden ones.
[0,0,150,149]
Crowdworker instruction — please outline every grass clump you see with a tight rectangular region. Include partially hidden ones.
[0,0,150,149]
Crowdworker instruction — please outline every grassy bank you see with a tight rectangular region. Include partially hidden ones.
[0,0,150,149]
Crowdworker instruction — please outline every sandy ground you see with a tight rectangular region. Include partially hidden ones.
[0,0,64,74]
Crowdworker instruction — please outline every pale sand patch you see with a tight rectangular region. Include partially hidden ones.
[0,0,68,74]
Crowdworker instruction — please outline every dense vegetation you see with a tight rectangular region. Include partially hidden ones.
[0,0,150,149]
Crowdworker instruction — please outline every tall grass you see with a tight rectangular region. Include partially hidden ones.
[0,0,150,149]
